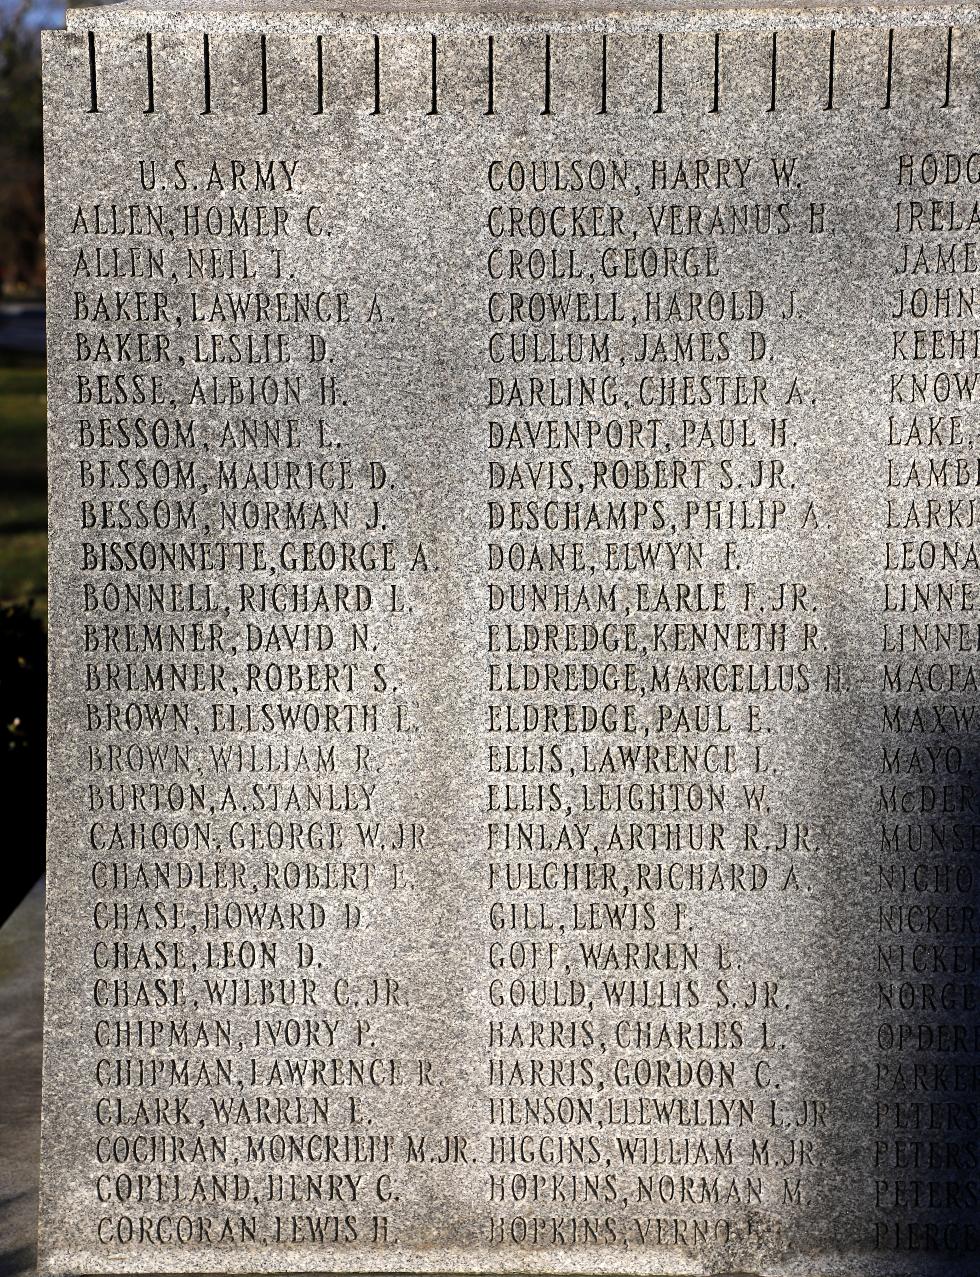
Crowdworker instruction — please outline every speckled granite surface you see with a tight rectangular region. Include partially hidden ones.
[38,2,980,1273]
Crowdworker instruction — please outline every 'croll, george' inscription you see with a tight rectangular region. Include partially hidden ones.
[39,3,980,1275]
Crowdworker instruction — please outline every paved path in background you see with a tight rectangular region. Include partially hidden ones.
[0,883,42,1277]
[0,307,44,356]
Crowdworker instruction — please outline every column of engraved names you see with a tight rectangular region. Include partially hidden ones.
[480,149,843,1259]
[872,149,980,1258]
[71,151,432,1253]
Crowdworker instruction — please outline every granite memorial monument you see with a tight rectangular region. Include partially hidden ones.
[39,0,980,1272]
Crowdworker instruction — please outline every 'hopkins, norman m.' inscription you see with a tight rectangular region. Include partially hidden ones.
[40,2,980,1273]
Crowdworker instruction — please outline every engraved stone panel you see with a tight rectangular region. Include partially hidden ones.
[40,3,980,1273]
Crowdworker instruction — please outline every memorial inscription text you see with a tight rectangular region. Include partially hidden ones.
[39,12,979,1275]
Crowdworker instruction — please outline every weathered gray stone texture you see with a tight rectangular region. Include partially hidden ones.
[40,6,980,1275]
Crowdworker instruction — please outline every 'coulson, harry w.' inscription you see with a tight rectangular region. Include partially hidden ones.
[40,2,980,1273]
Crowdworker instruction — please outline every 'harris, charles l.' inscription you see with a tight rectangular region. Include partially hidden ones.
[40,3,980,1274]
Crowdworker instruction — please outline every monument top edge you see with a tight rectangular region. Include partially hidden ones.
[60,0,976,31]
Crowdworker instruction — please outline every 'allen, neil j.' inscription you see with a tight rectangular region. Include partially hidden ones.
[40,2,980,1273]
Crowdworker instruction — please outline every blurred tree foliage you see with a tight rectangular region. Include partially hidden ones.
[0,2,43,293]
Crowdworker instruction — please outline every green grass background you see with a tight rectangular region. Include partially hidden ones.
[0,357,46,617]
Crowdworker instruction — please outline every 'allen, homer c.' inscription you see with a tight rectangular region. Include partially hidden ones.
[40,3,980,1274]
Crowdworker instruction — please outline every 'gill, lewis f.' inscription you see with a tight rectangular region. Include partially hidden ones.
[40,4,979,1274]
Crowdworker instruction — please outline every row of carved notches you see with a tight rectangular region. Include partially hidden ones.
[84,26,955,116]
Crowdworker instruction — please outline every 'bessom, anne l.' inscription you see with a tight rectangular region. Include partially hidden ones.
[40,4,980,1275]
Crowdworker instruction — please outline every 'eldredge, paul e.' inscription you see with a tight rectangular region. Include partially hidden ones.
[40,1,980,1273]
